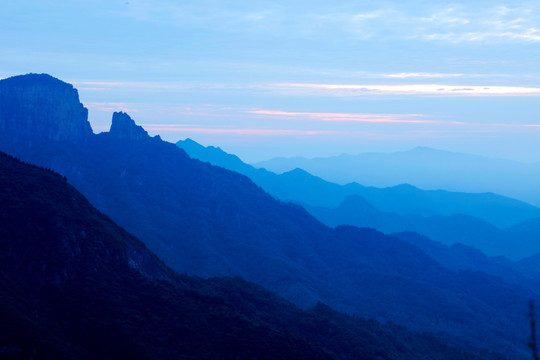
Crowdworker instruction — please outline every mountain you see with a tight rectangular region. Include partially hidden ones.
[1,150,501,360]
[305,195,540,260]
[177,138,540,258]
[177,138,540,229]
[391,231,540,295]
[0,150,328,360]
[0,73,536,359]
[253,147,540,207]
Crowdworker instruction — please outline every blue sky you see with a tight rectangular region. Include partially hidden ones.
[2,0,540,162]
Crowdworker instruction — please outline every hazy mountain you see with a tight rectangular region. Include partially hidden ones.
[3,150,498,360]
[392,231,540,294]
[253,147,540,206]
[177,137,540,260]
[306,195,540,260]
[177,139,540,228]
[0,74,536,359]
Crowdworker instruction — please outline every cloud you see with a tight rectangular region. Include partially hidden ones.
[245,109,441,124]
[276,83,540,96]
[423,29,540,43]
[340,3,540,44]
[485,123,540,128]
[383,73,464,79]
[85,102,140,112]
[138,124,342,136]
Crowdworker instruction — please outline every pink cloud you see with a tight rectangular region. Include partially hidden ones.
[139,124,342,136]
[245,109,446,124]
[85,102,140,113]
[138,124,448,139]
[485,123,540,128]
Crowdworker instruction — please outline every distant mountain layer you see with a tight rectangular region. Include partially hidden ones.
[177,138,540,229]
[177,138,540,259]
[2,150,496,360]
[253,147,540,206]
[305,195,540,260]
[0,74,536,359]
[392,231,540,295]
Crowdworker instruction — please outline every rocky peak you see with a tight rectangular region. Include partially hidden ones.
[109,111,150,141]
[0,73,93,143]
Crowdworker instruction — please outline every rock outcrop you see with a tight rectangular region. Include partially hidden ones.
[109,111,150,141]
[0,73,93,144]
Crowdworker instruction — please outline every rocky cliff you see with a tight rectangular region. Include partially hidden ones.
[0,73,92,144]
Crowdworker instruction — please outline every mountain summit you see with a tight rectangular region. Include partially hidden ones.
[109,111,151,141]
[0,73,92,143]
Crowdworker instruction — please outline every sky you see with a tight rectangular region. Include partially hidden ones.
[1,0,540,162]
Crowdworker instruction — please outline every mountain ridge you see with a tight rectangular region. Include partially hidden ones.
[178,138,540,228]
[252,145,540,206]
[177,137,540,259]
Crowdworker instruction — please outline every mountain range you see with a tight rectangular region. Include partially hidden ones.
[253,146,540,207]
[177,138,540,259]
[1,73,538,359]
[2,149,494,360]
[305,195,540,260]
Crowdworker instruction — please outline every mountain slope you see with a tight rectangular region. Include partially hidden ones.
[0,73,535,359]
[0,151,331,360]
[1,150,501,360]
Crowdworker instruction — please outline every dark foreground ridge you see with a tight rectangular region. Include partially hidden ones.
[0,150,496,359]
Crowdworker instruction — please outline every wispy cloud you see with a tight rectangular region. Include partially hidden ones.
[276,83,540,96]
[110,1,540,44]
[86,102,140,112]
[139,124,341,136]
[245,109,441,124]
[383,73,465,79]
[415,4,540,43]
[73,80,196,91]
[485,123,540,128]
[340,3,540,43]
[423,29,540,43]
[84,102,140,112]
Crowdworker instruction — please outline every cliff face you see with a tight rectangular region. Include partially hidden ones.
[0,73,92,144]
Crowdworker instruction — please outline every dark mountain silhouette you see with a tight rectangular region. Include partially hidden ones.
[0,73,535,359]
[177,138,540,229]
[306,195,540,260]
[0,150,499,360]
[0,151,328,360]
[253,147,540,207]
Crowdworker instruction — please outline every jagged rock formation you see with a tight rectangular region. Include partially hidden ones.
[0,73,92,144]
[109,111,150,141]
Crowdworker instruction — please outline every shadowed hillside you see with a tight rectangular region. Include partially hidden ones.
[1,150,502,360]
